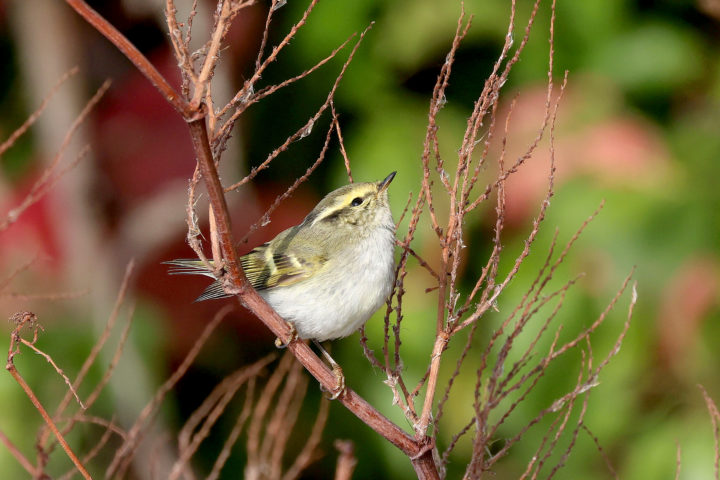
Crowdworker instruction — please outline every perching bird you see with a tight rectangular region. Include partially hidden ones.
[165,172,397,395]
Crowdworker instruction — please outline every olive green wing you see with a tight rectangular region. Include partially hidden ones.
[164,225,327,300]
[240,241,326,290]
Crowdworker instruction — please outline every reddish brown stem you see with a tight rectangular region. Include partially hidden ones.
[6,365,91,480]
[63,0,189,116]
[187,118,244,287]
[0,429,36,476]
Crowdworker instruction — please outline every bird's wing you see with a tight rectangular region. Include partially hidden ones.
[240,239,326,290]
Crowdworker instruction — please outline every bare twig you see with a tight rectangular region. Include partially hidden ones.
[0,428,37,476]
[0,66,78,156]
[18,338,85,410]
[222,25,372,193]
[700,384,720,479]
[206,378,257,480]
[1,81,110,232]
[331,101,353,183]
[106,305,231,477]
[282,398,331,480]
[170,355,275,480]
[239,120,336,244]
[6,313,91,480]
[63,0,189,116]
[333,440,357,480]
[582,424,619,479]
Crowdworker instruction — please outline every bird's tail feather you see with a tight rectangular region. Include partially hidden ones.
[163,259,229,301]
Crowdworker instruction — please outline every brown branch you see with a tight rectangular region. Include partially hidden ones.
[106,305,231,477]
[1,80,110,232]
[189,0,232,109]
[699,384,720,479]
[0,428,37,476]
[18,338,85,409]
[6,313,91,480]
[55,261,135,423]
[165,0,198,97]
[283,398,331,480]
[246,353,295,470]
[206,378,257,480]
[331,102,353,183]
[410,9,474,442]
[216,0,321,122]
[265,361,307,479]
[0,66,78,155]
[222,24,372,192]
[239,120,335,244]
[332,440,357,480]
[6,366,91,479]
[63,0,189,116]
[170,355,274,480]
[582,424,619,479]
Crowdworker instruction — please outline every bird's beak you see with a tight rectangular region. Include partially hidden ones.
[378,171,396,194]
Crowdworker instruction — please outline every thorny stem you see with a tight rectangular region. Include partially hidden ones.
[7,315,91,480]
[6,366,91,480]
[190,0,231,109]
[414,7,473,441]
[188,117,244,286]
[416,331,449,440]
[63,0,190,117]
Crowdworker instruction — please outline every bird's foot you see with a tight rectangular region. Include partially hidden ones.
[324,363,346,400]
[274,322,298,349]
[313,340,346,400]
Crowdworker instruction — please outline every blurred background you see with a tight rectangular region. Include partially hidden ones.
[1,0,719,478]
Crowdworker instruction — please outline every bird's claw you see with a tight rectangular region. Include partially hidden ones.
[274,322,298,349]
[321,363,346,400]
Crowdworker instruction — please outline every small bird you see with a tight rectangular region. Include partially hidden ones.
[165,172,397,393]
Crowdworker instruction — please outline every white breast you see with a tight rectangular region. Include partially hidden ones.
[260,225,395,341]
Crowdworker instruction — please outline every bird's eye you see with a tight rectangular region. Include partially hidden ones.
[351,197,363,207]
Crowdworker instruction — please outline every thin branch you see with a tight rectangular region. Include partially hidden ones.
[206,379,257,480]
[331,101,353,183]
[53,261,135,429]
[106,305,231,478]
[18,338,85,410]
[332,440,357,480]
[699,384,720,479]
[169,355,274,480]
[6,313,91,480]
[582,424,619,479]
[239,119,335,244]
[0,66,78,155]
[63,0,189,116]
[1,80,111,232]
[0,428,37,476]
[222,25,371,192]
[281,397,331,480]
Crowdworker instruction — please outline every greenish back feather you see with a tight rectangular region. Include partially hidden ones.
[239,239,325,290]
